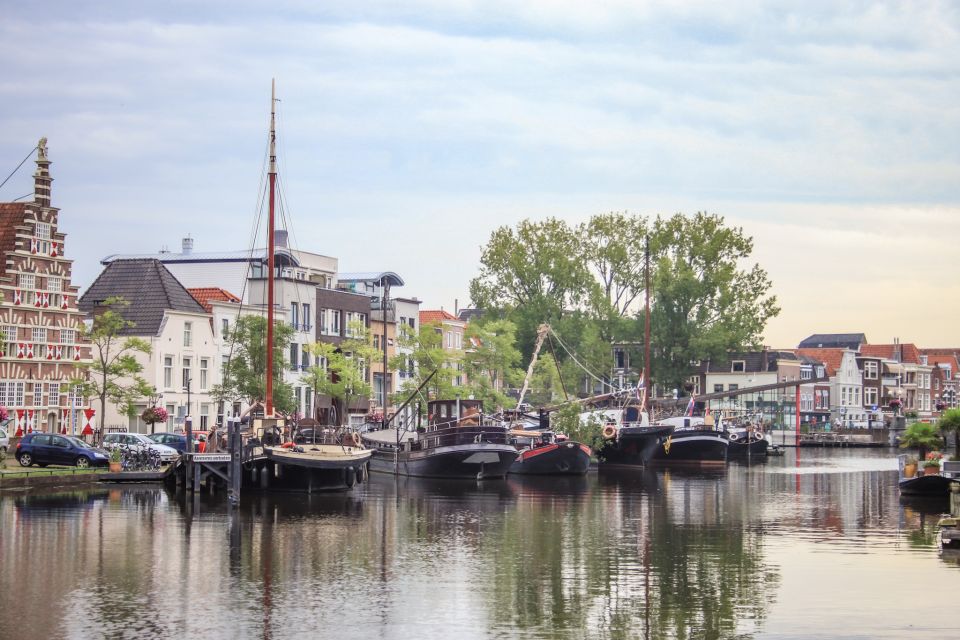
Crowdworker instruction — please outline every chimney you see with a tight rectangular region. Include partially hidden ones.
[182,235,194,255]
[455,298,459,315]
[275,229,288,248]
[33,137,52,207]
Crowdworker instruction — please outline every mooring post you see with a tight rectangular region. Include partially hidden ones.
[228,419,241,507]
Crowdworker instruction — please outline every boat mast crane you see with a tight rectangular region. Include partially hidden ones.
[515,323,551,409]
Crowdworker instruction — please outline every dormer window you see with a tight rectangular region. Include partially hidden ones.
[816,366,825,378]
[920,355,928,365]
[731,360,746,373]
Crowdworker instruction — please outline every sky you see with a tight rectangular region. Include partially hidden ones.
[1,1,958,349]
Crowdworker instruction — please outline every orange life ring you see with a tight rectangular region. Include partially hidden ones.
[602,425,617,440]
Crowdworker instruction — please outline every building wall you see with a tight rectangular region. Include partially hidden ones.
[0,155,91,435]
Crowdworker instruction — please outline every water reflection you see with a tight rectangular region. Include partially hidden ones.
[0,450,956,640]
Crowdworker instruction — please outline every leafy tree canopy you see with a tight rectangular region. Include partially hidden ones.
[213,315,296,414]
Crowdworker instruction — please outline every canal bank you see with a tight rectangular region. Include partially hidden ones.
[0,457,107,490]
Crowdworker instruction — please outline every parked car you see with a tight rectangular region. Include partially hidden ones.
[102,432,179,463]
[147,432,201,454]
[15,434,110,468]
[0,426,9,454]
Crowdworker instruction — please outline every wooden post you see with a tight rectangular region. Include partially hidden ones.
[795,385,801,448]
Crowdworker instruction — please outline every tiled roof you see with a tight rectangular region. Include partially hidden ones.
[420,309,460,325]
[696,350,799,374]
[795,348,847,376]
[187,287,241,313]
[798,333,867,350]
[859,343,921,364]
[0,203,27,277]
[79,259,207,336]
[922,353,959,374]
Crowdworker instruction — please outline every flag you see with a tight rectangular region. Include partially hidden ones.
[685,396,695,417]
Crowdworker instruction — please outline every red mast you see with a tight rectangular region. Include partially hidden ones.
[266,79,277,417]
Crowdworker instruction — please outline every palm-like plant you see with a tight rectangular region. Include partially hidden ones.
[899,422,942,461]
[937,408,960,455]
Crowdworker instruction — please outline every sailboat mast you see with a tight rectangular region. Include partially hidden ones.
[643,236,651,410]
[266,79,277,417]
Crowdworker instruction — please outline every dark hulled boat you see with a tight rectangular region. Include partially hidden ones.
[898,455,959,497]
[650,416,728,465]
[362,400,517,480]
[508,429,591,476]
[593,405,675,468]
[725,427,769,458]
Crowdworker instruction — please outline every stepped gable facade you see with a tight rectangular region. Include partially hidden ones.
[0,140,92,435]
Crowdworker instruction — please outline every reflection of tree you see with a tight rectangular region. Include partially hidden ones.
[483,482,779,639]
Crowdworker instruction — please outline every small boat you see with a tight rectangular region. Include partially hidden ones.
[362,399,517,479]
[897,454,959,497]
[938,515,960,550]
[650,415,728,465]
[508,427,591,476]
[258,418,373,491]
[725,424,769,458]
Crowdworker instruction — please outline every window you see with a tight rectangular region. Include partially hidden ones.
[294,387,302,413]
[731,361,746,373]
[200,403,210,429]
[816,366,825,378]
[33,383,42,405]
[182,357,192,389]
[289,343,299,371]
[865,387,878,407]
[32,327,46,343]
[687,376,701,395]
[47,276,62,292]
[319,308,328,334]
[455,333,462,349]
[301,350,309,371]
[4,326,17,355]
[184,322,192,347]
[60,329,75,344]
[166,403,176,430]
[200,358,209,390]
[302,304,310,331]
[221,318,229,337]
[164,356,173,388]
[728,384,739,391]
[801,369,812,380]
[713,384,724,393]
[35,222,51,239]
[863,361,878,380]
[374,335,380,350]
[305,388,312,418]
[331,310,340,335]
[291,303,299,329]
[18,273,35,290]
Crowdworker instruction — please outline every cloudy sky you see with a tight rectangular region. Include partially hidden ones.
[1,1,958,348]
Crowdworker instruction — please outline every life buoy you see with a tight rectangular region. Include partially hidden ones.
[602,425,617,440]
[729,432,740,441]
[753,431,764,441]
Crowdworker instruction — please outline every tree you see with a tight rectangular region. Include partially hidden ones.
[649,212,780,390]
[73,297,152,441]
[391,321,461,422]
[462,319,523,410]
[937,408,960,455]
[900,422,942,461]
[305,321,377,426]
[213,315,296,415]
[469,218,595,358]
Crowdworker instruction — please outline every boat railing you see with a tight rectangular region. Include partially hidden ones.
[413,424,507,451]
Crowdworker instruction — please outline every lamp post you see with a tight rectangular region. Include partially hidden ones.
[184,377,193,454]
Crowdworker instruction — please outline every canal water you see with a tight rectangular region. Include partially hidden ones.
[1,449,956,639]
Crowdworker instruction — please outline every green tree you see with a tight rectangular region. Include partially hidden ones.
[649,212,780,390]
[213,315,296,415]
[305,321,377,426]
[73,297,152,441]
[463,319,523,410]
[469,218,594,358]
[937,408,960,455]
[391,321,461,419]
[900,421,942,461]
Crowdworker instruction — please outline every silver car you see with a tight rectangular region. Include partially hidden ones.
[0,426,9,454]
[102,432,179,463]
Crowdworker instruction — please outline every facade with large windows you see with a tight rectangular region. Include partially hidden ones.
[0,140,91,435]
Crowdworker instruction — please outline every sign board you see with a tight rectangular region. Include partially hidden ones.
[191,453,231,463]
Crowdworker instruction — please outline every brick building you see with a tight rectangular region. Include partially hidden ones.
[0,140,91,435]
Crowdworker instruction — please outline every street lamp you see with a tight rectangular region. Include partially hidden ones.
[184,377,193,454]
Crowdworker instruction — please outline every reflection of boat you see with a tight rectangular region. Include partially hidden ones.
[938,515,960,549]
[507,427,591,476]
[897,454,959,497]
[362,400,517,479]
[651,416,728,465]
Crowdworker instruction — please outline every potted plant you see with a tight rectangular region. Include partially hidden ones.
[108,447,122,473]
[923,451,943,476]
[899,421,941,462]
[903,455,918,479]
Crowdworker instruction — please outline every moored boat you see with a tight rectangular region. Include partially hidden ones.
[725,427,769,458]
[898,454,959,497]
[593,404,675,468]
[650,415,728,465]
[362,399,517,479]
[508,428,591,476]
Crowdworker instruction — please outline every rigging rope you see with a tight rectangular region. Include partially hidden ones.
[548,328,619,392]
[0,144,37,193]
